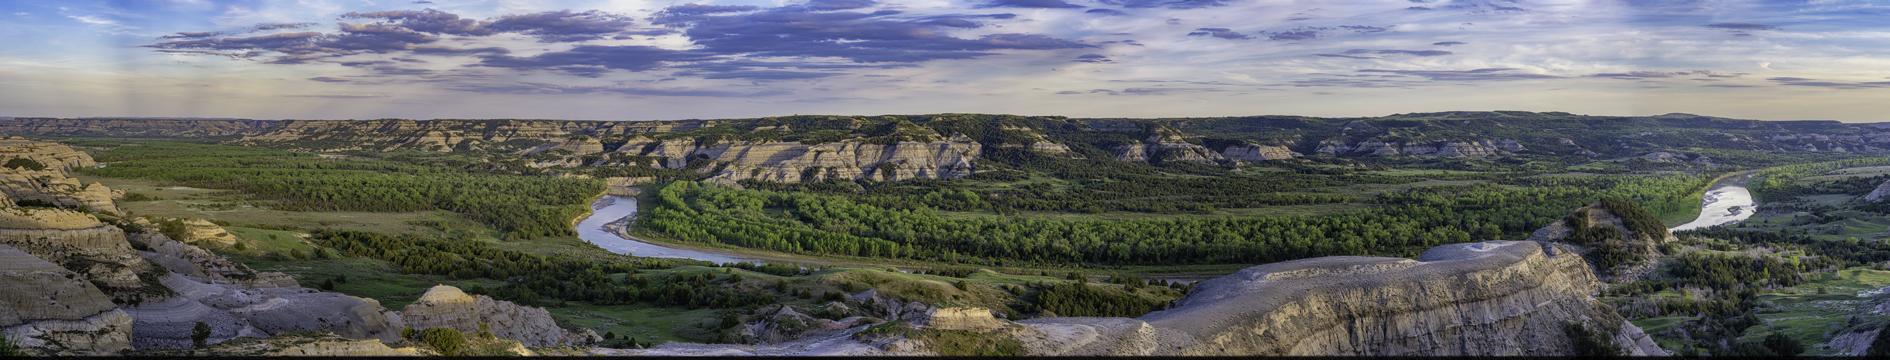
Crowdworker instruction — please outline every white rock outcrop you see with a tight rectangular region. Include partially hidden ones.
[1866,179,1890,202]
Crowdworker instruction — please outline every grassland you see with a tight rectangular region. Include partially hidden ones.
[1738,268,1890,356]
[80,175,507,240]
[1800,165,1890,182]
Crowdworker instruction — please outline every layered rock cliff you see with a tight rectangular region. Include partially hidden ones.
[398,285,601,347]
[1129,240,1658,356]
[0,243,134,356]
[0,140,118,213]
[0,208,156,292]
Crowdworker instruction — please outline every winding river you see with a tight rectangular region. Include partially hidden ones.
[576,195,764,264]
[1668,173,1757,232]
[570,175,1761,281]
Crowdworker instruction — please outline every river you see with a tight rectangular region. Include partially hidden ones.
[1668,173,1757,232]
[576,195,764,264]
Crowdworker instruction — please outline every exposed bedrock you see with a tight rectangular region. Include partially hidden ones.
[0,243,133,356]
[131,232,297,288]
[1316,138,1523,157]
[397,285,601,347]
[125,273,403,349]
[1127,240,1662,356]
[0,209,153,290]
[610,139,981,182]
[0,140,119,214]
[613,241,1664,356]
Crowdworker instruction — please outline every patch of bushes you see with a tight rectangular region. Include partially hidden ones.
[418,327,468,356]
[4,158,45,171]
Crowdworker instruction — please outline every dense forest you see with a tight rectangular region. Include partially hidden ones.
[641,172,1711,267]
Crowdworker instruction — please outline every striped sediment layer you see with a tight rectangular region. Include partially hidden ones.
[0,243,133,356]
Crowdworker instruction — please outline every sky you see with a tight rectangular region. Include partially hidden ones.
[2,0,1889,121]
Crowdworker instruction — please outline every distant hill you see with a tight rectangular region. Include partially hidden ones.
[10,112,1890,182]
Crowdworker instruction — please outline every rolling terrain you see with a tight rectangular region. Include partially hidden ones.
[7,112,1890,356]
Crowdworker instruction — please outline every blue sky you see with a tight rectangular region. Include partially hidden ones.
[3,0,1889,121]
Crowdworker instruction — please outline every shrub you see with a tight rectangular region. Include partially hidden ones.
[1564,321,1621,357]
[419,327,468,356]
[192,321,212,348]
[1762,333,1803,357]
[1,334,26,356]
[3,158,45,171]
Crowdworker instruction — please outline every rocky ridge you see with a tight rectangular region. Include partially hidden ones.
[609,137,982,182]
[0,119,275,137]
[397,285,601,347]
[0,140,118,214]
[0,208,156,292]
[1316,138,1524,157]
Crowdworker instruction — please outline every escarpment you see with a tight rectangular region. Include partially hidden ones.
[0,119,275,137]
[1131,241,1655,356]
[608,138,982,182]
[0,208,155,291]
[398,285,601,347]
[0,243,134,356]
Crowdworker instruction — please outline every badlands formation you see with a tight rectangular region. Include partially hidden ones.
[1,137,1669,356]
[398,285,602,347]
[608,240,1667,356]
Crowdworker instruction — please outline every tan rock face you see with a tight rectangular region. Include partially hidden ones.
[923,307,1005,331]
[0,243,134,356]
[178,218,238,246]
[398,285,600,347]
[0,141,118,214]
[0,208,103,229]
[614,139,980,182]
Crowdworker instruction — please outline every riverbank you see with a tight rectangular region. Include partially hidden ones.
[1669,170,1760,232]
